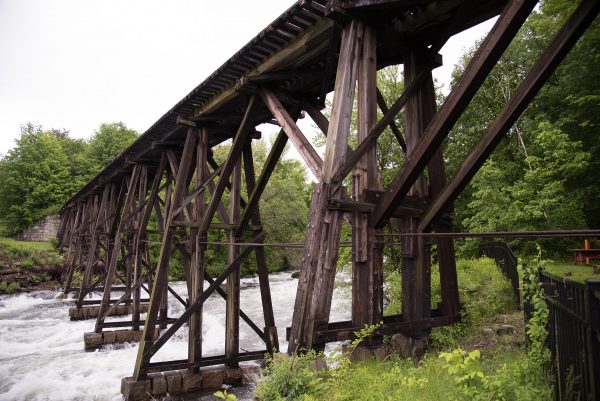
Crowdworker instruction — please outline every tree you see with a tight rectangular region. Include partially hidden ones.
[0,124,73,234]
[0,122,140,236]
[445,0,598,255]
[86,122,138,173]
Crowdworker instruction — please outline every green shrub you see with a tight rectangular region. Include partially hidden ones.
[254,351,329,401]
[0,282,20,294]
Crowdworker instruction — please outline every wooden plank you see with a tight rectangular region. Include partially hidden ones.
[314,314,459,343]
[133,154,167,330]
[352,25,384,338]
[260,89,322,178]
[193,18,334,118]
[372,0,538,227]
[418,0,600,233]
[402,47,434,328]
[189,127,206,372]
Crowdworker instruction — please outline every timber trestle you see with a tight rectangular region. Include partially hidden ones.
[55,0,599,399]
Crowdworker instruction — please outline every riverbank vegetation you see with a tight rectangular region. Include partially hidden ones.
[255,258,551,401]
[0,238,63,293]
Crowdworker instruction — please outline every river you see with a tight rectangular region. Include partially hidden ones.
[0,272,351,401]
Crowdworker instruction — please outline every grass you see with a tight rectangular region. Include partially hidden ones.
[0,238,55,252]
[544,261,599,283]
[0,237,63,268]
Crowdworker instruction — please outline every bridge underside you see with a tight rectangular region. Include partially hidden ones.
[56,0,599,399]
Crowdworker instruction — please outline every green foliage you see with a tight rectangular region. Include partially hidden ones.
[0,122,138,236]
[254,351,329,401]
[208,140,309,276]
[0,238,63,268]
[0,282,20,294]
[386,258,514,349]
[447,0,599,257]
[256,349,550,401]
[85,122,138,172]
[213,389,237,401]
[440,348,551,401]
[521,246,550,365]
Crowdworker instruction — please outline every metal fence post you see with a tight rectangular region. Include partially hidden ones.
[586,279,600,401]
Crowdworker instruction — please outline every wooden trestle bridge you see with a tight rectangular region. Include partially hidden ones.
[56,0,599,399]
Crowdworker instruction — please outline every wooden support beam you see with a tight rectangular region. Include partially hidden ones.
[288,19,362,354]
[372,0,538,227]
[242,144,279,352]
[133,128,198,380]
[236,129,288,236]
[142,232,264,362]
[303,101,329,134]
[376,87,406,152]
[189,127,206,372]
[95,165,142,333]
[418,0,600,233]
[352,25,384,338]
[330,66,430,187]
[199,96,259,234]
[225,146,242,367]
[260,88,323,178]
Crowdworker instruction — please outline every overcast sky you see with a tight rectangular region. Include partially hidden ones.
[0,0,495,159]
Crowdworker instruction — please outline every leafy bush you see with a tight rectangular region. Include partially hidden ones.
[254,351,329,401]
[0,282,20,294]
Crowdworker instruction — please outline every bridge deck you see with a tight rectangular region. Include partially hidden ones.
[61,0,506,211]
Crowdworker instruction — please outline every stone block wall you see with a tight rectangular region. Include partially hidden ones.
[13,215,60,242]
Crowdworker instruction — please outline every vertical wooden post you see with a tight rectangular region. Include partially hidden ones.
[133,157,166,331]
[289,20,362,354]
[242,144,278,352]
[189,127,207,372]
[225,150,242,367]
[95,166,141,333]
[398,48,438,345]
[352,24,384,336]
[62,203,82,294]
[133,128,197,380]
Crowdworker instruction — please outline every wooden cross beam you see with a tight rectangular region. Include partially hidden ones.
[371,0,538,227]
[418,0,600,233]
[260,88,323,178]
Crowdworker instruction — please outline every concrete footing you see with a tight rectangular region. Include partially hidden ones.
[345,343,395,362]
[84,328,159,351]
[121,365,260,401]
[390,333,429,360]
[69,303,149,320]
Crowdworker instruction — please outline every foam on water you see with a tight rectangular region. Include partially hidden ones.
[0,272,351,401]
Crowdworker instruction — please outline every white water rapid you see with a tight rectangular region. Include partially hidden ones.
[0,271,351,401]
